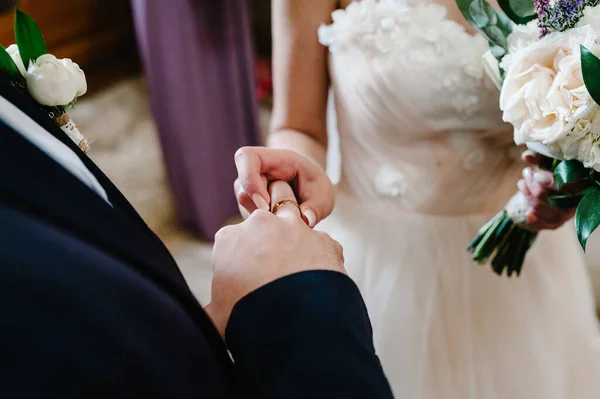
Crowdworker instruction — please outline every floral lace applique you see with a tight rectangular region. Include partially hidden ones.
[375,166,406,197]
[318,0,492,117]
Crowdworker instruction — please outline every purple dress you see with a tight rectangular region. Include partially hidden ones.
[130,0,260,239]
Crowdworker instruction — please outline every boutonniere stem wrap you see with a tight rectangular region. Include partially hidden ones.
[54,111,89,153]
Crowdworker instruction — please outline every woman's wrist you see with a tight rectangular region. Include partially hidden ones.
[268,129,328,170]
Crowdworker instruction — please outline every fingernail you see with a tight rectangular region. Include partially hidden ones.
[517,179,526,191]
[521,150,536,162]
[303,210,316,227]
[252,194,269,211]
[522,167,532,180]
[522,149,535,158]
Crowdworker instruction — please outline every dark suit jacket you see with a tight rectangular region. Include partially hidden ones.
[0,77,393,398]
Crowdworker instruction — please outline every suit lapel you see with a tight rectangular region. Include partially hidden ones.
[0,80,233,372]
[0,123,186,295]
[0,77,145,224]
[0,77,189,275]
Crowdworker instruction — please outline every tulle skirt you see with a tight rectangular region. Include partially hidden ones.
[317,190,600,399]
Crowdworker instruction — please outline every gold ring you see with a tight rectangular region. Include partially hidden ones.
[271,199,301,214]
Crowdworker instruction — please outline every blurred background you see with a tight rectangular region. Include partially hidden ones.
[2,0,600,308]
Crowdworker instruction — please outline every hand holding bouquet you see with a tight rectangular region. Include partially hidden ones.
[459,0,600,276]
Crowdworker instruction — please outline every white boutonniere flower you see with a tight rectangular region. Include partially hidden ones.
[25,54,87,107]
[0,9,90,152]
[6,44,26,76]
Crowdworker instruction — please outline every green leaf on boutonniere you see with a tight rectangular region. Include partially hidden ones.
[575,187,600,251]
[0,45,24,82]
[14,9,47,71]
[498,0,536,25]
[553,159,590,191]
[581,45,600,106]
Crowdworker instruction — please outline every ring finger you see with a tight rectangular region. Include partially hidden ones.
[269,180,302,220]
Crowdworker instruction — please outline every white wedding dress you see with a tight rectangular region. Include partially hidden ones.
[317,1,600,398]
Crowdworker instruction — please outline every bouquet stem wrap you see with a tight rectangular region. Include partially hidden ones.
[457,0,600,276]
[468,192,538,277]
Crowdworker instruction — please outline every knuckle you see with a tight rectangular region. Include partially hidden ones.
[239,175,260,193]
[214,225,233,242]
[249,209,272,223]
[329,236,343,252]
[316,231,330,240]
[329,237,344,258]
[333,239,343,255]
[234,147,251,162]
[286,215,304,228]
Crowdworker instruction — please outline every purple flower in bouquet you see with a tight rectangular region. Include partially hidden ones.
[535,0,553,36]
[537,0,600,36]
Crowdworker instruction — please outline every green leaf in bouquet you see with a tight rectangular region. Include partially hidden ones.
[469,0,491,28]
[456,0,513,59]
[0,45,24,82]
[482,26,507,49]
[553,159,590,190]
[581,45,600,107]
[497,0,536,25]
[489,42,506,59]
[14,9,47,71]
[575,187,600,250]
[548,193,585,209]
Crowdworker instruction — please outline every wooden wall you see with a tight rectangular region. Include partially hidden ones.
[0,0,139,93]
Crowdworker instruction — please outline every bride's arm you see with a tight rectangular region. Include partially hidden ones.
[232,0,338,226]
[268,0,337,168]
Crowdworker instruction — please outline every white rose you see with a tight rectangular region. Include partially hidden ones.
[499,20,541,72]
[62,58,87,97]
[25,54,87,106]
[500,25,600,150]
[6,44,26,77]
[570,106,600,171]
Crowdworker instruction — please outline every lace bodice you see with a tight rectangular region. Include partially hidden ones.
[319,0,523,215]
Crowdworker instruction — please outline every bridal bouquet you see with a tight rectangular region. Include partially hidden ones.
[459,0,600,276]
[0,9,88,151]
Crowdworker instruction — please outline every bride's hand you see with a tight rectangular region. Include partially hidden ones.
[517,150,575,230]
[233,146,335,227]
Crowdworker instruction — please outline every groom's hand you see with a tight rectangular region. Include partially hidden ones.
[206,181,345,337]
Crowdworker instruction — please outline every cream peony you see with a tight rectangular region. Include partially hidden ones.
[500,25,600,170]
[6,44,26,77]
[578,5,600,32]
[499,20,540,73]
[25,54,87,106]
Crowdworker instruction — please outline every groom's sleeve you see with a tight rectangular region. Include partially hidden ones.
[225,270,393,398]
